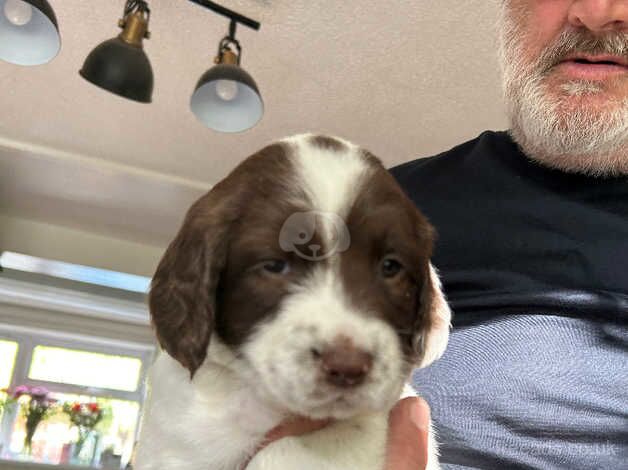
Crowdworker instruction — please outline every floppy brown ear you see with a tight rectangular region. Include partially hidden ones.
[414,263,452,368]
[149,193,233,378]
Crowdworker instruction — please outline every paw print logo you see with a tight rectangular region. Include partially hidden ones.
[279,211,350,260]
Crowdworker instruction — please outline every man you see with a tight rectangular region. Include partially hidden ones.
[392,0,627,468]
[256,1,627,469]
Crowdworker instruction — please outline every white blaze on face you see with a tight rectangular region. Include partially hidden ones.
[498,1,628,176]
[281,134,375,219]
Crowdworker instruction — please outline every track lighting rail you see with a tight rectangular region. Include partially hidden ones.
[188,0,261,31]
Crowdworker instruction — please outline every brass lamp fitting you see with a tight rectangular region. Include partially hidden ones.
[118,10,150,46]
[215,48,238,65]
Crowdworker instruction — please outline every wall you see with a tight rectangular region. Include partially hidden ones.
[0,214,164,278]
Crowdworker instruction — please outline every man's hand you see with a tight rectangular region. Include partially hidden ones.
[252,397,431,470]
[385,397,430,470]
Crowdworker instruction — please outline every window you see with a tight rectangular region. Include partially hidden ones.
[0,330,153,469]
[29,346,142,393]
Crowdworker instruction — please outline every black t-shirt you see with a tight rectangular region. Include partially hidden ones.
[390,131,627,470]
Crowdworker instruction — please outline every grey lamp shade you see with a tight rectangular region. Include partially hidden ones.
[0,0,60,65]
[80,37,153,103]
[190,64,263,133]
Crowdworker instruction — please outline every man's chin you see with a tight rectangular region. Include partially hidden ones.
[526,76,627,131]
[544,70,627,101]
[552,93,620,122]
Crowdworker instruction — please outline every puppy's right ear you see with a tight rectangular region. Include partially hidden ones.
[149,192,233,378]
[415,263,451,368]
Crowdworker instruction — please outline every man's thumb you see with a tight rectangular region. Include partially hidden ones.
[385,397,431,470]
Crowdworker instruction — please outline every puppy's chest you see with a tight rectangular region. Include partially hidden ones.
[248,413,388,470]
[188,369,388,470]
[178,368,285,468]
[139,354,388,470]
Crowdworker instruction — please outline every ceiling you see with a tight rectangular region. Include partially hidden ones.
[0,0,507,254]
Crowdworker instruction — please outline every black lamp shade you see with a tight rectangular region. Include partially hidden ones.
[190,64,263,133]
[80,37,153,103]
[0,0,60,65]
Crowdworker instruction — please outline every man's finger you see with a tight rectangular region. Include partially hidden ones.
[385,397,431,470]
[265,416,333,442]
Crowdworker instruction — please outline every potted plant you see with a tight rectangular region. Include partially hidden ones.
[62,401,104,462]
[5,385,57,455]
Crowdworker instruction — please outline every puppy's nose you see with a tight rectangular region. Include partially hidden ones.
[319,337,373,388]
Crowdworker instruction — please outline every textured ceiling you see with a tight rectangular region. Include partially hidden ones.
[0,0,507,249]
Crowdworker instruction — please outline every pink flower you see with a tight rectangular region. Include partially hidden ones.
[12,385,29,399]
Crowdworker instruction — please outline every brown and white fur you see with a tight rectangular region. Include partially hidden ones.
[134,134,451,470]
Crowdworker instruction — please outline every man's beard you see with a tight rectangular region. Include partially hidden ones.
[498,3,628,177]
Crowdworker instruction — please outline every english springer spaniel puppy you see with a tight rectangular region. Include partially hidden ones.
[134,134,451,470]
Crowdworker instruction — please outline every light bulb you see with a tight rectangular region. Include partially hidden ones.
[3,0,33,26]
[215,80,239,101]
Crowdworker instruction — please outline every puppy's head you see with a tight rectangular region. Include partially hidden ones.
[150,134,450,419]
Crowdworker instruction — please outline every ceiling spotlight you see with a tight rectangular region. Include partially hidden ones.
[189,0,263,133]
[80,0,153,103]
[0,0,61,65]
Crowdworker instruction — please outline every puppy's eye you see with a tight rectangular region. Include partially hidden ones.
[381,257,403,278]
[262,259,290,275]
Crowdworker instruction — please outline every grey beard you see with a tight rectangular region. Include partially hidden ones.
[498,4,628,177]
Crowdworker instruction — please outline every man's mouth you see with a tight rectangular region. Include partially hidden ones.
[555,54,628,80]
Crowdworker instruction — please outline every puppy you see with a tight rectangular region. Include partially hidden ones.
[134,134,451,470]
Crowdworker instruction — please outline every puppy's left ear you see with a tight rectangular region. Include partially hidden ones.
[414,263,451,368]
